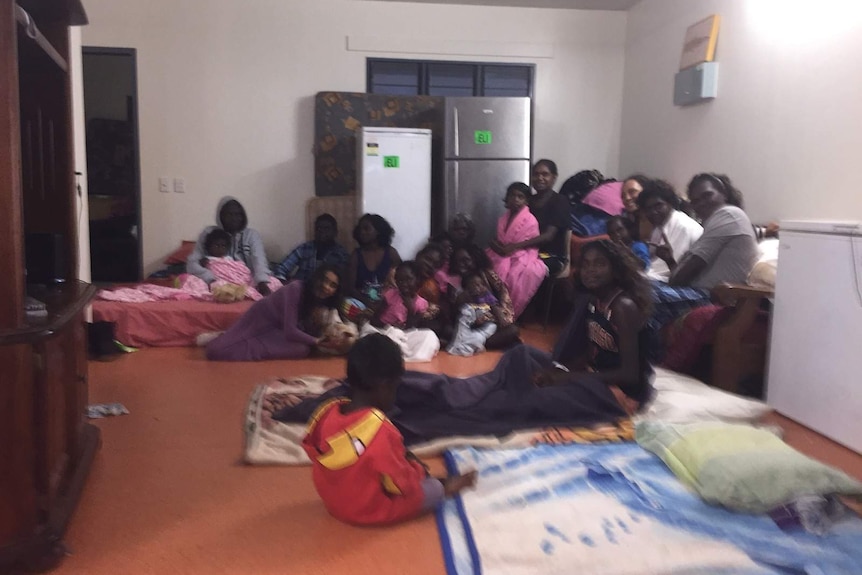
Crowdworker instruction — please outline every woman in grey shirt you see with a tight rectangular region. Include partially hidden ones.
[648,174,759,345]
[666,173,758,289]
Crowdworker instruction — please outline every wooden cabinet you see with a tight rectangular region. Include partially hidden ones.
[0,0,97,572]
[1,285,98,572]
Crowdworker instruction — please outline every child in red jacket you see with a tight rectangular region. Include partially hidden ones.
[302,333,477,525]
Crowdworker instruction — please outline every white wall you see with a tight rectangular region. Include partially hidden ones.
[81,0,627,275]
[620,0,862,223]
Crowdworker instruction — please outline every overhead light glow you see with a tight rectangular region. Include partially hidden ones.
[746,0,862,47]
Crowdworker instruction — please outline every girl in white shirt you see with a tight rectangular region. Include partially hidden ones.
[636,179,703,282]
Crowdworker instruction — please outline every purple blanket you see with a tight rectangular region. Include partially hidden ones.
[273,335,628,445]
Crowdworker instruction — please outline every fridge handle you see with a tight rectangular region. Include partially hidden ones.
[447,162,459,218]
[453,107,459,158]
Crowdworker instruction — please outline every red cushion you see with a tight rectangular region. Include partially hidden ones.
[165,240,197,265]
[661,305,729,372]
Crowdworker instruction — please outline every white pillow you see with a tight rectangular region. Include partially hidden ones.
[748,238,779,289]
[635,367,771,424]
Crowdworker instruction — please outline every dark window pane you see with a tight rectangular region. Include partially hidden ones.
[483,65,531,97]
[428,86,475,96]
[428,63,474,96]
[367,59,533,99]
[483,87,532,97]
[369,61,420,95]
[371,84,421,96]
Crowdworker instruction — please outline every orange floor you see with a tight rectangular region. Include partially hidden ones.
[57,325,862,575]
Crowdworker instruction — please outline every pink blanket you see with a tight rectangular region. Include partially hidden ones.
[582,181,624,216]
[485,208,547,318]
[97,258,282,304]
[96,283,199,303]
[180,258,282,301]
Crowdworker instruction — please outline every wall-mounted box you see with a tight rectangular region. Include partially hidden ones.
[674,62,718,106]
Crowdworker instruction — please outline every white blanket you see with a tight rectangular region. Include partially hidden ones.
[359,323,440,362]
[439,443,832,575]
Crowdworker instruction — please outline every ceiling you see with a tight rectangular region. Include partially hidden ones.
[364,0,642,10]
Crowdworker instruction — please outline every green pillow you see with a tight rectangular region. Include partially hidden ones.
[636,421,862,513]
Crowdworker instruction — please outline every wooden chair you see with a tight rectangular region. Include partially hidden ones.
[661,282,773,396]
[540,229,573,329]
[709,284,774,394]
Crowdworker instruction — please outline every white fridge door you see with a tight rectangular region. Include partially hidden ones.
[358,128,432,259]
[767,225,862,453]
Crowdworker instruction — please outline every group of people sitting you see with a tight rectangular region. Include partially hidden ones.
[181,167,774,527]
[185,161,769,365]
[614,172,773,340]
[295,170,772,527]
[193,205,530,362]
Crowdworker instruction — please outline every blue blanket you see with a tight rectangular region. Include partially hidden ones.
[438,443,862,575]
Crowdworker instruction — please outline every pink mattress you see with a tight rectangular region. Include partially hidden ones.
[92,299,253,347]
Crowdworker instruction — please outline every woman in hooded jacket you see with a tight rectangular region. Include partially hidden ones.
[187,196,276,295]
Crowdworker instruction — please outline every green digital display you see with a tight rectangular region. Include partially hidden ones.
[383,156,400,168]
[474,130,493,145]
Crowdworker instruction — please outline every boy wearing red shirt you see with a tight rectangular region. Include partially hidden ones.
[302,334,476,525]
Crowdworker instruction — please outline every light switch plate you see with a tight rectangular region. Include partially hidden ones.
[174,177,185,193]
[159,177,170,193]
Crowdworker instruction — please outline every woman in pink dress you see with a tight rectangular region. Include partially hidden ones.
[486,182,548,318]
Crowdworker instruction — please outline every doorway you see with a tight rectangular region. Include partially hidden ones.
[82,47,142,282]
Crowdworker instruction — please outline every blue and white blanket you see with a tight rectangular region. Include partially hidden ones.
[437,443,862,575]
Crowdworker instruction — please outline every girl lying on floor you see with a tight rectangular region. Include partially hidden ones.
[204,265,350,360]
[302,334,477,526]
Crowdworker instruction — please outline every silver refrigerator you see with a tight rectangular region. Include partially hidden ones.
[441,97,531,247]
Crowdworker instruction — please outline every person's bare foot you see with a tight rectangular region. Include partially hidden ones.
[195,331,223,347]
[608,385,638,417]
[443,471,478,497]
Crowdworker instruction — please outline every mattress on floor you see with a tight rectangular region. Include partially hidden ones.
[91,299,253,347]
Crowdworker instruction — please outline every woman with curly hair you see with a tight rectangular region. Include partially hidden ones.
[620,173,655,242]
[346,213,402,307]
[534,239,654,409]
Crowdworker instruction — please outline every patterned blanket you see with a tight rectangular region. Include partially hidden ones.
[438,443,862,575]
